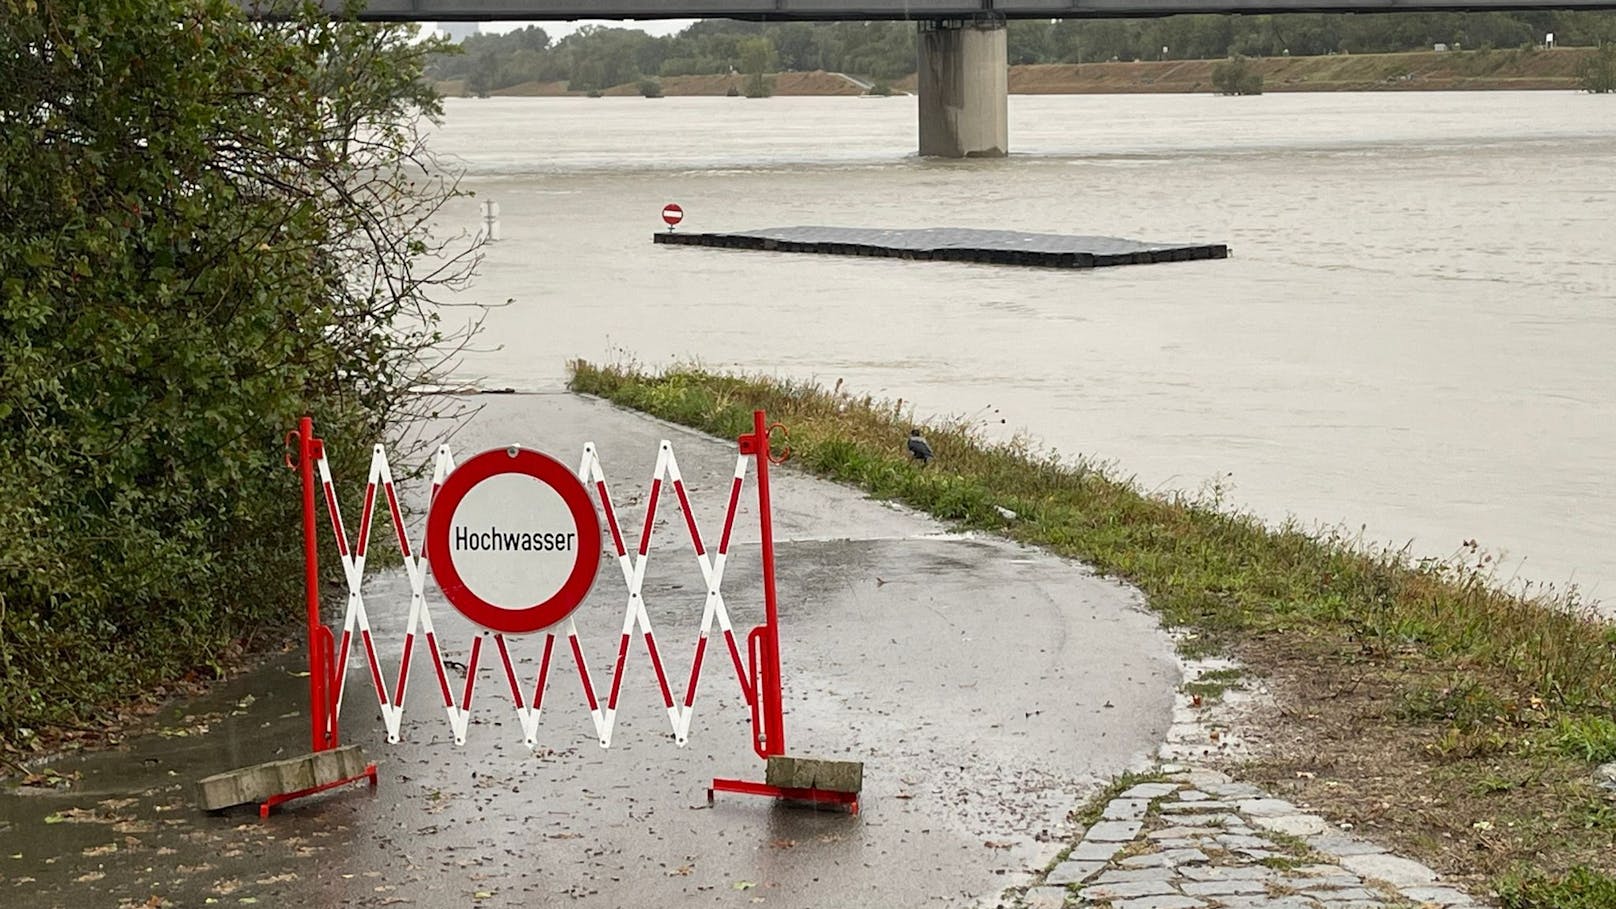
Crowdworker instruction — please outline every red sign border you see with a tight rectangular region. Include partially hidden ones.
[661,203,684,226]
[425,447,602,635]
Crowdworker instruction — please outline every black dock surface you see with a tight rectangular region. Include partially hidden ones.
[653,226,1228,269]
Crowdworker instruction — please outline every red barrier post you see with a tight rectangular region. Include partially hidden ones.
[751,409,786,758]
[297,417,340,753]
[709,412,860,812]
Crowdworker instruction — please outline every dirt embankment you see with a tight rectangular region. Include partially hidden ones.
[928,47,1593,94]
[436,48,1592,99]
[436,70,868,99]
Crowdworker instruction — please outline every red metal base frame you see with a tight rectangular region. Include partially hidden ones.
[708,777,860,815]
[259,763,379,819]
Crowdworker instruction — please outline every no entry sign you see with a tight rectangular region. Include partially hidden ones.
[425,447,602,634]
[661,203,684,227]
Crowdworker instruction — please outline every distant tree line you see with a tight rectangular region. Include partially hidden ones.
[426,12,1616,94]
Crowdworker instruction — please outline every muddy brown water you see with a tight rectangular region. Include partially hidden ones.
[425,92,1616,605]
[7,91,1614,907]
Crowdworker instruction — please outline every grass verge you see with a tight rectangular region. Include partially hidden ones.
[569,360,1616,905]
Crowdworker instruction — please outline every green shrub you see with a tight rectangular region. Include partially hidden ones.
[1580,43,1616,93]
[0,0,477,748]
[637,78,664,98]
[1212,54,1265,95]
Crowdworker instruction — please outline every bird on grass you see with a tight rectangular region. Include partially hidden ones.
[907,429,934,467]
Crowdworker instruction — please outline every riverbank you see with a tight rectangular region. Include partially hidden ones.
[568,361,1616,908]
[0,391,1176,908]
[434,47,1595,99]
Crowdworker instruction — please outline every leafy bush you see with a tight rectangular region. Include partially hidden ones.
[740,37,776,98]
[638,78,664,98]
[1580,43,1616,93]
[1212,54,1265,95]
[0,0,479,748]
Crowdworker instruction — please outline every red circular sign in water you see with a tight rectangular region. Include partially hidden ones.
[425,447,602,635]
[661,203,684,227]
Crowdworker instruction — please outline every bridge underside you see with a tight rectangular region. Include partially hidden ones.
[261,0,1610,158]
[327,0,1616,19]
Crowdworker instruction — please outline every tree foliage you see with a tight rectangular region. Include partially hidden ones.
[1580,42,1616,92]
[739,37,776,97]
[1212,54,1264,94]
[426,11,1616,94]
[0,0,479,746]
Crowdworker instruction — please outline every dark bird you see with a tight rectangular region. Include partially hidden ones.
[907,429,934,467]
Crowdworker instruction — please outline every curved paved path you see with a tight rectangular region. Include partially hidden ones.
[1,393,1177,908]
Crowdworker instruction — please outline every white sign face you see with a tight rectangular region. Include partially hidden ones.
[447,472,580,610]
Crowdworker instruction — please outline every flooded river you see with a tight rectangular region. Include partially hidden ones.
[426,91,1616,604]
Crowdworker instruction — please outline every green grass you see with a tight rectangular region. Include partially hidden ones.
[1183,679,1233,702]
[1498,867,1616,909]
[1555,715,1616,764]
[571,361,1615,714]
[1184,667,1245,702]
[1068,769,1169,828]
[568,360,1616,901]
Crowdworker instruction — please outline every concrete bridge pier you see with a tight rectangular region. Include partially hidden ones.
[916,18,1008,158]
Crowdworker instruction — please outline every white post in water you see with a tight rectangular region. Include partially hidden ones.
[480,199,500,242]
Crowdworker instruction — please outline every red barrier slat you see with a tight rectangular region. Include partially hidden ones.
[684,635,709,708]
[597,481,626,557]
[356,482,376,556]
[334,628,354,705]
[496,635,524,709]
[717,476,744,555]
[461,636,483,712]
[360,628,388,705]
[723,627,753,705]
[384,482,411,557]
[394,633,414,707]
[639,478,662,557]
[425,633,454,707]
[644,632,674,708]
[673,480,705,557]
[534,634,556,711]
[570,634,599,712]
[607,633,632,710]
[321,478,349,557]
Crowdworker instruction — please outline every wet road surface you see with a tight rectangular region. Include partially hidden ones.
[1,393,1177,908]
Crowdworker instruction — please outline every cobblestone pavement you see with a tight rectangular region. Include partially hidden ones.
[1001,654,1483,909]
[1016,768,1477,909]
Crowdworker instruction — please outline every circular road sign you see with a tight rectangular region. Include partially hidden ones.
[425,447,602,635]
[661,203,684,227]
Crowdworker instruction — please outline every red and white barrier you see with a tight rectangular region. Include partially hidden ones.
[289,412,794,771]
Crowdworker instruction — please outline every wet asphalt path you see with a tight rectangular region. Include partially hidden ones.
[1,393,1177,908]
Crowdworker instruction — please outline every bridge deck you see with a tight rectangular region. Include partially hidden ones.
[276,0,1616,21]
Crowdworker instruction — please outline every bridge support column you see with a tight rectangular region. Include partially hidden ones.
[916,19,1008,158]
